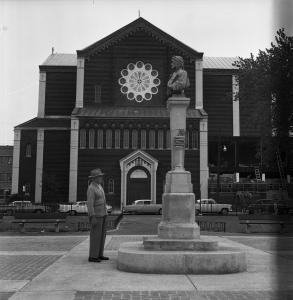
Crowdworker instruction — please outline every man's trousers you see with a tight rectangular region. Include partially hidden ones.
[89,215,107,258]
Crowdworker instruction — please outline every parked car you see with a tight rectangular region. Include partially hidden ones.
[122,200,162,215]
[246,199,293,215]
[195,199,232,215]
[0,201,49,215]
[58,201,112,215]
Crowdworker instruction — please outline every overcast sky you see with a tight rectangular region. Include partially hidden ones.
[0,0,292,145]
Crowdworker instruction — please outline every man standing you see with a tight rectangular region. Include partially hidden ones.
[86,168,109,263]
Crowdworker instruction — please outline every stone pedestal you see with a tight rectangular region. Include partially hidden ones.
[117,95,246,274]
[158,96,199,240]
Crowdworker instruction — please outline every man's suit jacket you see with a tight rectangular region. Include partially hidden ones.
[86,182,107,217]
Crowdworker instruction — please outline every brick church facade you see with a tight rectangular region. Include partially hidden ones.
[12,18,247,208]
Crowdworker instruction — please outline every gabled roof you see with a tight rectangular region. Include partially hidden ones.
[77,17,203,61]
[203,57,238,70]
[41,54,77,66]
[40,53,238,70]
[15,117,71,129]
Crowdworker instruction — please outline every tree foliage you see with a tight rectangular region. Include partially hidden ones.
[233,28,293,171]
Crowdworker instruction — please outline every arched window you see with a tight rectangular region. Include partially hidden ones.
[97,129,103,149]
[89,129,95,149]
[140,129,146,149]
[191,130,198,149]
[132,129,138,149]
[123,129,129,149]
[166,130,171,149]
[158,129,164,149]
[108,178,115,194]
[25,144,32,157]
[149,129,155,149]
[115,129,121,149]
[185,130,190,149]
[106,129,112,149]
[79,129,86,149]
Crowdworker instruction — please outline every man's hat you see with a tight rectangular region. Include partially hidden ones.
[88,168,104,178]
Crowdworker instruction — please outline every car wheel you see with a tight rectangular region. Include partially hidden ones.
[69,210,76,216]
[158,208,162,215]
[195,209,200,215]
[221,208,228,215]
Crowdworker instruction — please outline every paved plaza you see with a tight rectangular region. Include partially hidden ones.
[0,233,292,300]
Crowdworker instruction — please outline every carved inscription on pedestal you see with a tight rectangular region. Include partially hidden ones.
[174,129,185,148]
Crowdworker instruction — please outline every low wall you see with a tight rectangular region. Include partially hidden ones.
[0,214,122,233]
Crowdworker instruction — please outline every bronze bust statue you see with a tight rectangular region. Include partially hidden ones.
[167,56,190,96]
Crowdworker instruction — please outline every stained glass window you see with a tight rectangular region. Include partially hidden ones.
[118,61,160,103]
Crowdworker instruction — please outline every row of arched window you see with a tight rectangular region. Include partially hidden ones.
[79,128,198,150]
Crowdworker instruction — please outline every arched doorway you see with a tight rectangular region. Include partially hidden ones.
[120,150,158,209]
[126,167,151,205]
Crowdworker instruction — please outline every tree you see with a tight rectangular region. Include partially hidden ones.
[233,28,293,173]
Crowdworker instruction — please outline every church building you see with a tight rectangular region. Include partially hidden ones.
[12,17,241,209]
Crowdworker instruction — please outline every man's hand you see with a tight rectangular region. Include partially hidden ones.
[90,216,98,226]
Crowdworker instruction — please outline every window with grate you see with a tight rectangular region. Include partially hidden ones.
[115,129,121,149]
[123,129,129,149]
[94,85,102,103]
[191,130,199,149]
[149,130,155,149]
[79,129,86,149]
[132,129,138,149]
[108,178,115,194]
[166,130,171,149]
[25,144,32,157]
[97,129,103,149]
[141,129,146,149]
[89,129,95,149]
[106,129,112,149]
[158,129,164,149]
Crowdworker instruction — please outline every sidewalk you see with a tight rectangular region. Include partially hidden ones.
[0,234,293,299]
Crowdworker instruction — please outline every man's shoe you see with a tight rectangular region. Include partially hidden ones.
[99,256,109,260]
[88,257,101,263]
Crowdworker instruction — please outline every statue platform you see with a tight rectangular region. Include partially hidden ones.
[117,95,246,274]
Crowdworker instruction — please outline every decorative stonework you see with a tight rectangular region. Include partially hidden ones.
[118,61,160,103]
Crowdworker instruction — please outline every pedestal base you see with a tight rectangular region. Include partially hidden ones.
[143,236,218,251]
[158,222,200,239]
[158,192,198,239]
[117,241,246,274]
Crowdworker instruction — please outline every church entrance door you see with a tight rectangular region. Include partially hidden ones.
[127,167,151,205]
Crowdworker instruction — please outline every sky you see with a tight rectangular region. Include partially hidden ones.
[0,0,292,145]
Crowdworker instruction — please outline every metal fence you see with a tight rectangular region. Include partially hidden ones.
[209,183,286,193]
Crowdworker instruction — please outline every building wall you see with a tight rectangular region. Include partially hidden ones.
[18,130,37,201]
[77,149,199,207]
[203,72,233,137]
[42,130,70,203]
[76,118,200,207]
[0,146,13,194]
[45,71,76,115]
[83,30,196,107]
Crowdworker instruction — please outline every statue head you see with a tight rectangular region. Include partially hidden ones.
[171,56,184,70]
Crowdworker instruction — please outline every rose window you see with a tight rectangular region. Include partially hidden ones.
[118,61,160,103]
